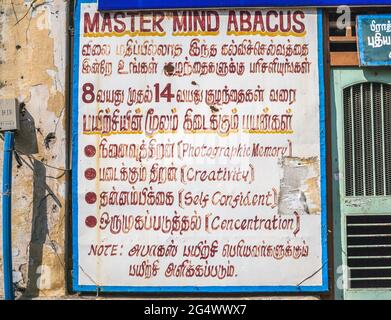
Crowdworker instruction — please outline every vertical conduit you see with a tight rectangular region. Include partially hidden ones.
[2,131,15,300]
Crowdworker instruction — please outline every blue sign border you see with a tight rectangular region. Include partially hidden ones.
[72,0,328,293]
[98,0,391,10]
[357,14,391,66]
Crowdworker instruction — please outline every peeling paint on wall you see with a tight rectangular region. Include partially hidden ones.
[0,0,68,298]
[278,157,321,216]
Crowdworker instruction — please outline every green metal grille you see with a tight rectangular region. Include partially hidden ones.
[343,82,391,197]
[347,215,391,289]
[344,82,391,289]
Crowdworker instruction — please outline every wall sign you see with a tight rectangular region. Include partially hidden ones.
[357,15,391,66]
[72,0,327,292]
[99,0,391,10]
[0,99,19,131]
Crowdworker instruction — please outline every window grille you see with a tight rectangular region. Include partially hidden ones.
[343,83,391,197]
[347,215,391,289]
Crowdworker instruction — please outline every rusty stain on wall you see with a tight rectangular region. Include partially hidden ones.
[278,157,321,215]
[0,0,68,298]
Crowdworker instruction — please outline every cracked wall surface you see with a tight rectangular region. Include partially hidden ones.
[0,0,68,298]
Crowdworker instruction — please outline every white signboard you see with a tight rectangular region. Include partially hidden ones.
[72,0,327,292]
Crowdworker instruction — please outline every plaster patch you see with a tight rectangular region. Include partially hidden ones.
[278,157,320,215]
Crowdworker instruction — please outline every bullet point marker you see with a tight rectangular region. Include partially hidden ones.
[85,192,97,204]
[84,145,96,157]
[85,215,97,228]
[84,168,96,180]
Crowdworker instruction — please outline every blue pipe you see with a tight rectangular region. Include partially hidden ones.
[2,131,14,300]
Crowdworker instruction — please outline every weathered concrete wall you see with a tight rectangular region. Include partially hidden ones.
[0,0,69,298]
